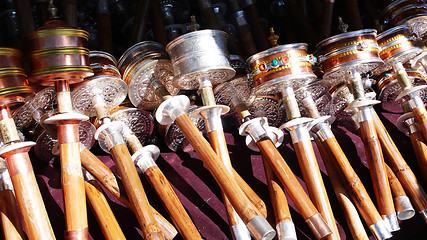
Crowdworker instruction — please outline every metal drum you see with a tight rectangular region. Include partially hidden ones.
[214,76,252,117]
[377,69,427,113]
[247,95,286,128]
[166,29,235,90]
[377,25,422,71]
[247,43,316,95]
[28,19,93,85]
[71,51,127,117]
[381,0,427,36]
[0,48,32,107]
[118,41,178,110]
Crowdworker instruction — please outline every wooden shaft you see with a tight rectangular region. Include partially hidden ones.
[198,1,221,30]
[13,0,35,36]
[359,120,395,217]
[319,137,383,227]
[236,23,258,58]
[261,156,292,224]
[145,166,202,240]
[85,180,126,240]
[231,167,267,218]
[36,0,49,26]
[174,114,261,223]
[256,138,319,220]
[373,114,427,213]
[320,1,334,38]
[150,0,168,46]
[110,144,164,240]
[293,139,338,240]
[243,2,270,51]
[97,0,113,53]
[2,149,56,239]
[286,0,319,47]
[58,123,88,238]
[386,165,407,199]
[63,0,78,27]
[409,130,427,184]
[413,106,427,144]
[0,189,25,240]
[131,0,152,44]
[343,0,363,30]
[315,137,369,240]
[208,129,253,230]
[79,148,177,240]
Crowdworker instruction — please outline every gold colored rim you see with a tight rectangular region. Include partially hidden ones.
[0,86,32,96]
[380,41,412,56]
[30,29,89,39]
[0,67,26,76]
[0,48,21,56]
[252,52,306,70]
[31,65,93,76]
[325,39,377,53]
[325,48,379,63]
[254,61,311,79]
[378,34,409,47]
[31,47,90,58]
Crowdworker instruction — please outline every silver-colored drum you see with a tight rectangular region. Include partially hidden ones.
[166,29,236,90]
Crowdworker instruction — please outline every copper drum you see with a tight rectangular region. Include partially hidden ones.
[118,41,178,110]
[28,19,93,86]
[0,48,32,107]
[377,25,422,67]
[71,51,127,117]
[247,43,316,95]
[377,69,427,113]
[157,105,206,152]
[381,0,427,36]
[166,29,236,90]
[316,29,383,86]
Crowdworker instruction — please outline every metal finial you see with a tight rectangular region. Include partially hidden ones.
[188,15,200,32]
[268,27,279,47]
[48,0,58,19]
[338,17,348,33]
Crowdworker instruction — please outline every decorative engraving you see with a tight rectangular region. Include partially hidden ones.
[111,108,154,145]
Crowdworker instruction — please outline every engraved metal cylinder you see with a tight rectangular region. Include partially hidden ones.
[166,29,235,90]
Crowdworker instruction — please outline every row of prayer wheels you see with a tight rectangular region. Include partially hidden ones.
[0,0,427,240]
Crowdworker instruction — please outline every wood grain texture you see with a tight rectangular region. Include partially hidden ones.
[320,136,383,227]
[256,138,319,220]
[80,148,177,240]
[316,137,369,240]
[59,142,88,236]
[2,149,56,240]
[293,139,338,240]
[359,120,395,217]
[261,156,292,224]
[110,144,164,240]
[413,105,427,143]
[373,114,427,213]
[174,114,261,224]
[409,130,427,184]
[145,166,202,240]
[85,180,126,240]
[0,189,25,240]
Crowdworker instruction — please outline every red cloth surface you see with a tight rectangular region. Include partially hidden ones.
[33,110,426,239]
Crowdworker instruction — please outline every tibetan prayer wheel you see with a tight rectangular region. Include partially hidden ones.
[0,48,32,107]
[247,96,286,128]
[247,43,316,95]
[213,76,252,117]
[381,0,427,36]
[316,29,383,86]
[28,18,93,85]
[118,41,179,110]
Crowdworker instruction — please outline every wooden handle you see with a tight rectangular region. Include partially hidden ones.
[319,137,383,227]
[85,180,126,240]
[261,156,292,224]
[359,120,395,217]
[409,130,427,184]
[63,0,78,27]
[174,114,261,224]
[80,148,177,239]
[343,0,363,30]
[110,144,164,240]
[131,0,152,44]
[293,139,338,239]
[236,23,258,58]
[373,114,427,214]
[13,0,35,36]
[2,150,56,239]
[243,2,270,50]
[413,106,427,146]
[59,142,88,237]
[145,166,202,240]
[97,0,113,53]
[0,189,25,240]
[256,138,319,220]
[386,165,407,199]
[208,129,254,233]
[150,0,168,46]
[320,1,334,38]
[231,168,267,218]
[316,138,369,240]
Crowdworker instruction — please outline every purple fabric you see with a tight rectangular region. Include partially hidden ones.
[34,110,426,239]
